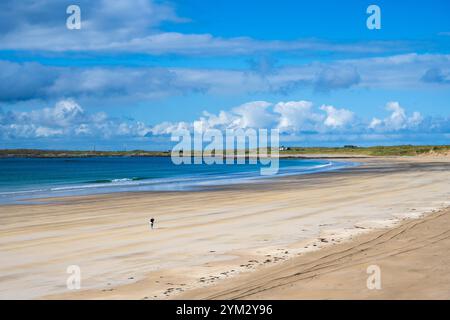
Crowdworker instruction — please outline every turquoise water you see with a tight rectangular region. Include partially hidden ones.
[0,157,355,203]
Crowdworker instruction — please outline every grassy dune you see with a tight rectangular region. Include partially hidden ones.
[279,145,450,156]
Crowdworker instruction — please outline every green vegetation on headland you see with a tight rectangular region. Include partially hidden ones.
[277,145,450,156]
[0,145,449,158]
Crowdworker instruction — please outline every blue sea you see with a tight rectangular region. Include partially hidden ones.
[0,157,355,204]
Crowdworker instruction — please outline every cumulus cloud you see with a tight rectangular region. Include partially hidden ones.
[320,105,355,129]
[149,100,446,140]
[148,121,191,136]
[0,99,151,140]
[232,101,275,129]
[369,102,423,131]
[148,100,406,136]
[274,101,322,133]
[1,99,448,145]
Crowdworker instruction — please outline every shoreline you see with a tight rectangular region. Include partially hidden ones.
[0,155,449,299]
[0,158,354,205]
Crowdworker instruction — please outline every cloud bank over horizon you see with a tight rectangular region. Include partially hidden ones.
[1,99,448,149]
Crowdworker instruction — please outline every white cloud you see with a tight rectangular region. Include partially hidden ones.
[320,105,354,128]
[409,111,424,127]
[274,101,322,133]
[369,118,382,129]
[35,126,63,137]
[2,53,450,103]
[0,99,152,139]
[386,101,410,130]
[1,99,446,144]
[148,100,440,140]
[149,121,191,136]
[0,0,411,55]
[232,101,275,129]
[369,101,423,131]
[148,100,354,136]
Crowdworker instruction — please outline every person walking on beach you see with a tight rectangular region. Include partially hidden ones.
[149,218,155,230]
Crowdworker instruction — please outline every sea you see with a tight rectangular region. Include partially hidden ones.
[0,157,356,204]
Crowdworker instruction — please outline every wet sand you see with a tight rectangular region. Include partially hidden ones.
[0,156,449,299]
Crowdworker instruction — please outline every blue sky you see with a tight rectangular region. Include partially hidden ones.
[0,0,449,150]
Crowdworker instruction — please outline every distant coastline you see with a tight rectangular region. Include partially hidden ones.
[0,149,171,158]
[0,145,449,158]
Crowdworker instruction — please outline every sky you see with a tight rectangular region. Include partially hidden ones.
[0,0,449,150]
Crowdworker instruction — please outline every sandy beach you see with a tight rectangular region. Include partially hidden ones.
[0,156,449,300]
[181,205,450,300]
